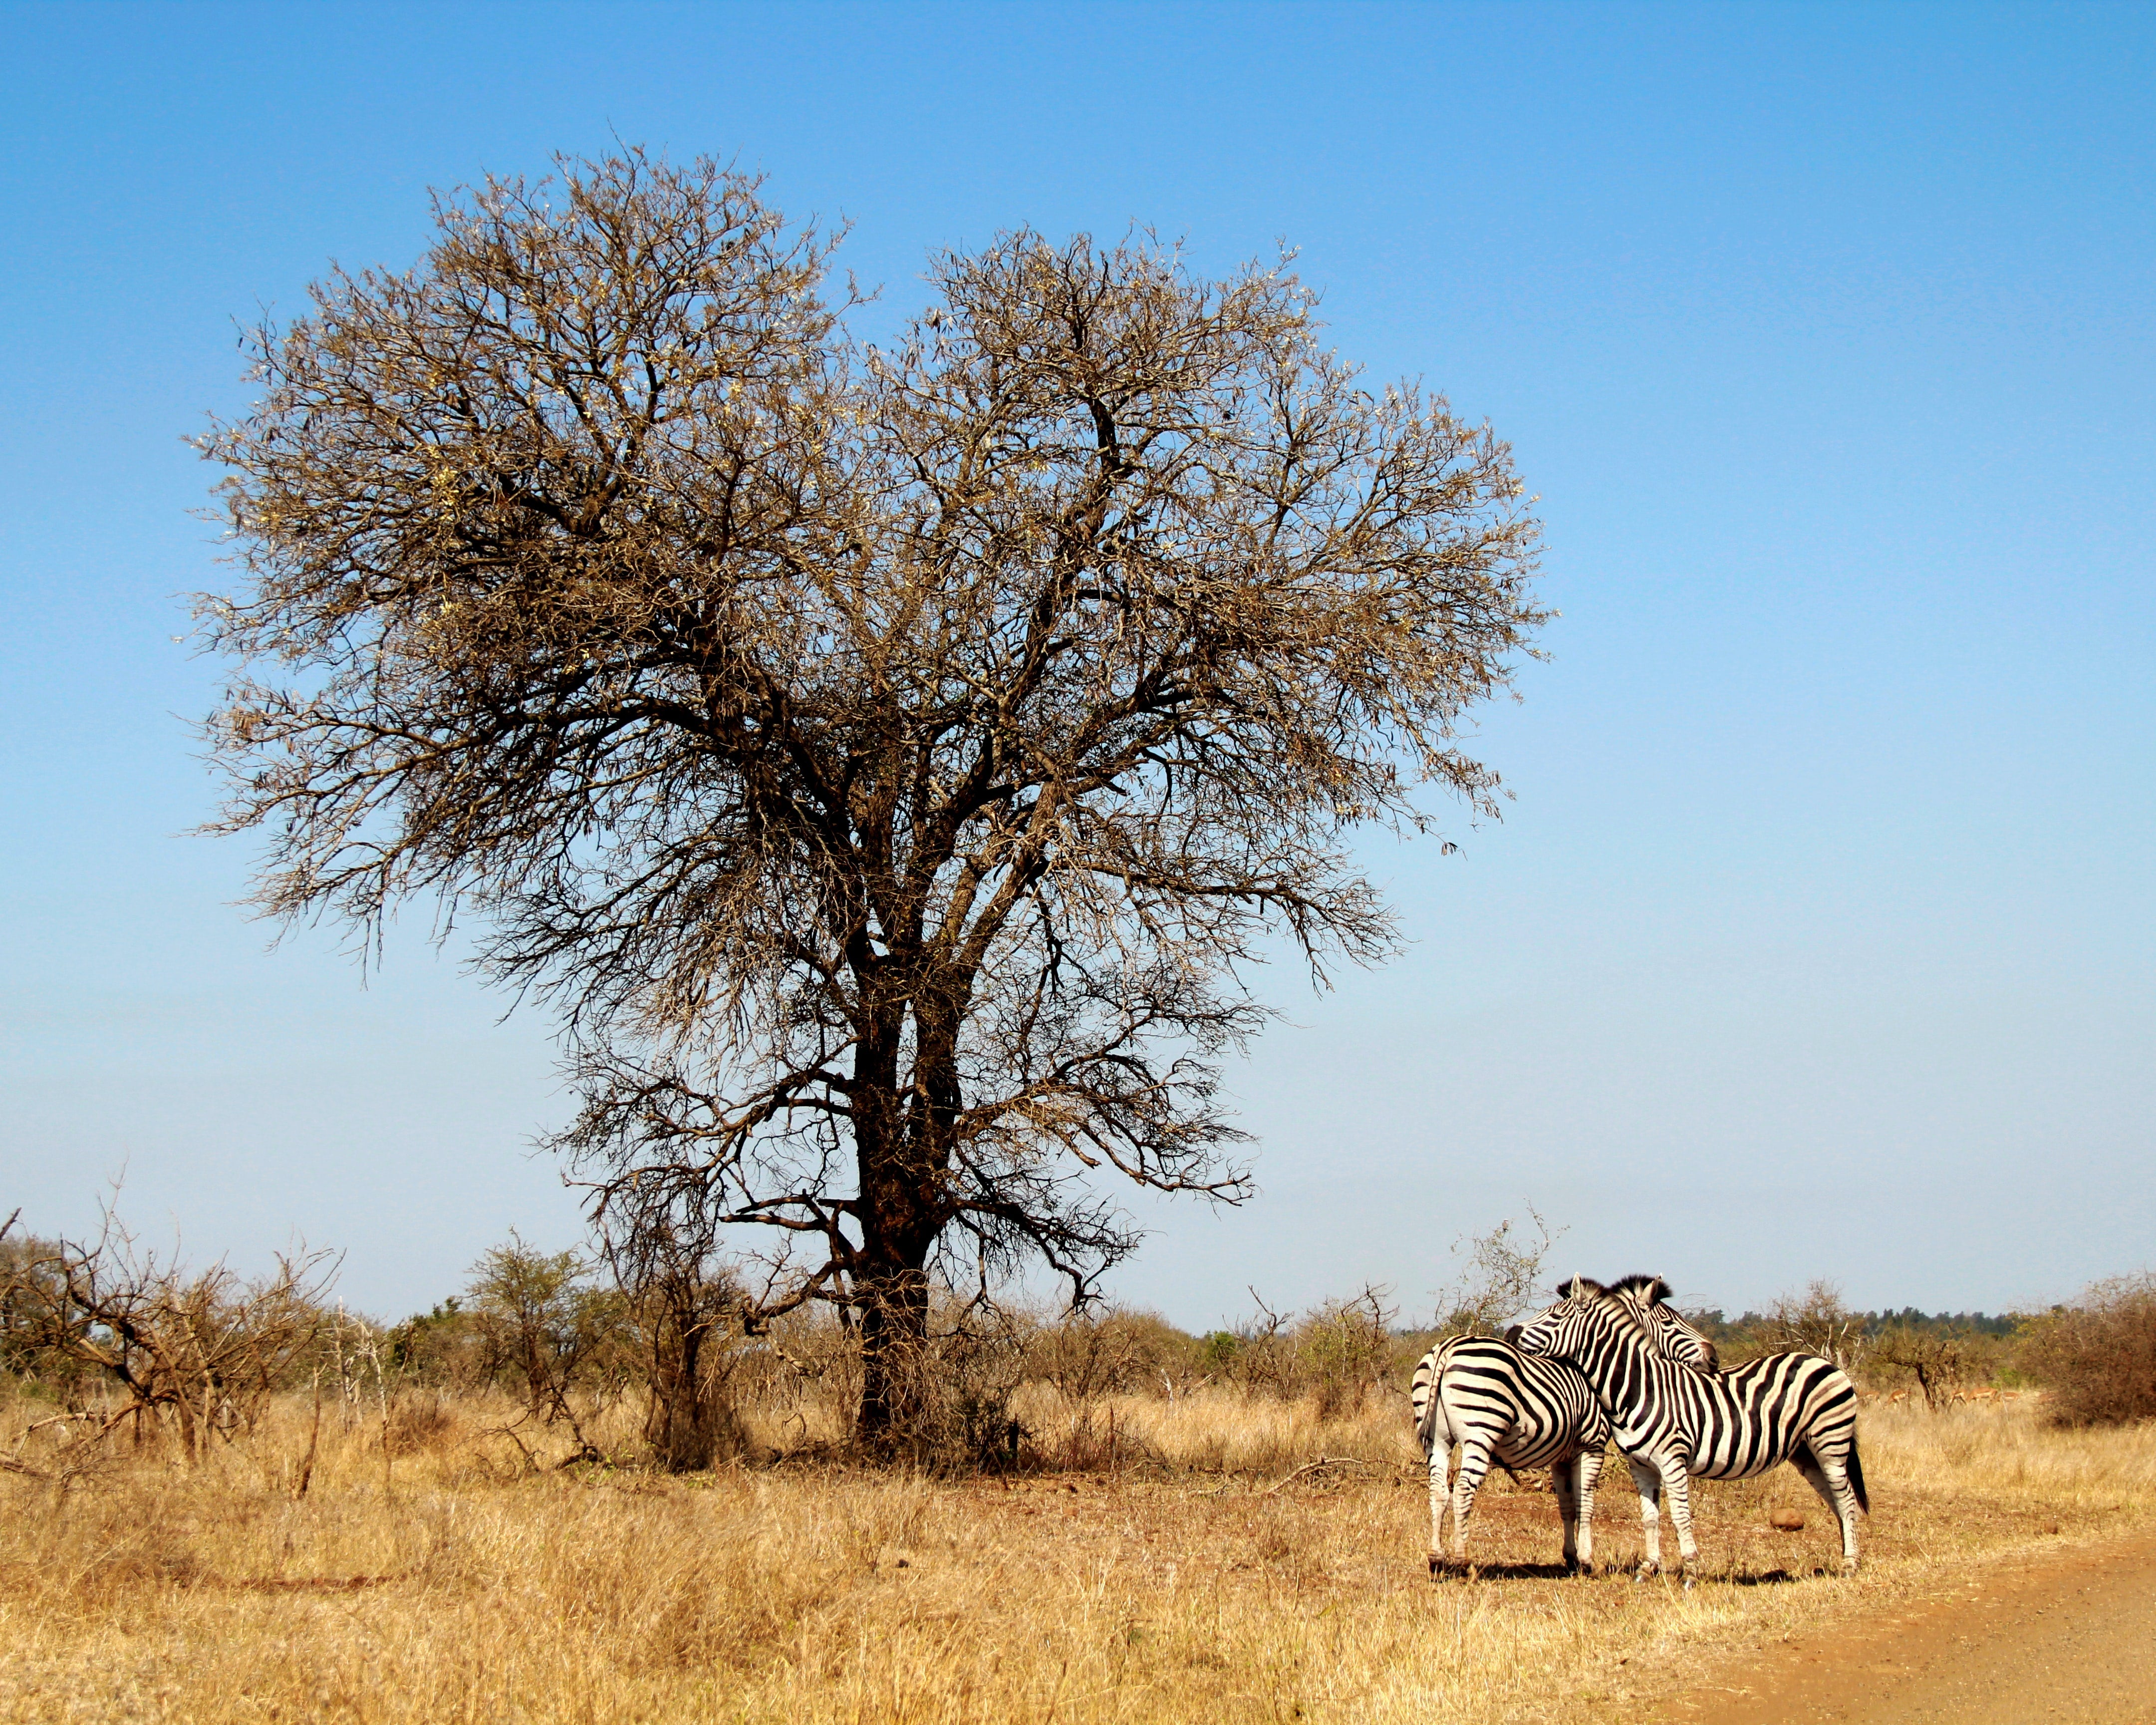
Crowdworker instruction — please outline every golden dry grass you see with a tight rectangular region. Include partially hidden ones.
[3,1389,2153,1724]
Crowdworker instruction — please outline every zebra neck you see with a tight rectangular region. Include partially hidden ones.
[1587,1321,1677,1402]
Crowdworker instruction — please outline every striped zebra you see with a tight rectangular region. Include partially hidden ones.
[1512,1276,1869,1581]
[1411,1284,1714,1576]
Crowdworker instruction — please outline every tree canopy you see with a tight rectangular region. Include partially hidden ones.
[201,149,1546,1441]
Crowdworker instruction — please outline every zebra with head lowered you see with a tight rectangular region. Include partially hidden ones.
[1512,1275,1869,1582]
[1410,1277,1715,1576]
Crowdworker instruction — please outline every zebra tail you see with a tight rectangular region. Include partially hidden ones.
[1412,1365,1451,1455]
[1847,1433,1870,1515]
[1416,1387,1449,1455]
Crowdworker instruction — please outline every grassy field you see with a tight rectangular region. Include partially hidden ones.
[3,1388,2154,1724]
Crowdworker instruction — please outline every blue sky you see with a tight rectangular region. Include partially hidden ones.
[2,2,2149,1327]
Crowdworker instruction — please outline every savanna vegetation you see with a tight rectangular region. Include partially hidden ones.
[6,1205,2156,1722]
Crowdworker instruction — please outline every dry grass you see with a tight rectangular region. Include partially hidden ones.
[2,1388,2153,1724]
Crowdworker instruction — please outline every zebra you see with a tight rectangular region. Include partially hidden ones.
[1411,1288,1715,1576]
[1511,1275,1869,1582]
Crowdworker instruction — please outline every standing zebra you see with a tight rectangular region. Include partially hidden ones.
[1411,1288,1714,1576]
[1512,1276,1869,1581]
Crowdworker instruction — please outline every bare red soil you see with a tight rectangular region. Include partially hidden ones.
[1665,1524,2156,1724]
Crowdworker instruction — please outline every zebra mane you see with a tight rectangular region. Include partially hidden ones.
[1558,1275,1654,1344]
[1609,1273,1674,1306]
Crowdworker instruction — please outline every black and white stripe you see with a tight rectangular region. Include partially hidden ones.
[1512,1275,1870,1580]
[1410,1287,1714,1575]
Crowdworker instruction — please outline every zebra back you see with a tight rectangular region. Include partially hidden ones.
[1410,1334,1608,1468]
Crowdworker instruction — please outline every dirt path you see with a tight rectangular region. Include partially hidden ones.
[1664,1525,2156,1724]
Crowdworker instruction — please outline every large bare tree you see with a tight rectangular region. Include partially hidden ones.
[201,150,1546,1444]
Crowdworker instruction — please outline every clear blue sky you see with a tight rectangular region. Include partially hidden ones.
[3,2,2149,1327]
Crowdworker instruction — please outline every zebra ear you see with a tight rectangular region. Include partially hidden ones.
[1649,1277,1672,1303]
[1558,1276,1585,1299]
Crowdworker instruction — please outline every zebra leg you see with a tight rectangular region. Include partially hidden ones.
[1660,1462,1701,1586]
[1448,1440,1494,1576]
[1553,1450,1582,1570]
[1427,1439,1453,1576]
[1627,1456,1664,1579]
[1575,1446,1604,1575]
[1791,1447,1862,1576]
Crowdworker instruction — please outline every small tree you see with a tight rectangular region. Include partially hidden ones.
[1434,1210,1561,1338]
[1870,1322,1965,1410]
[200,149,1546,1448]
[467,1235,624,1453]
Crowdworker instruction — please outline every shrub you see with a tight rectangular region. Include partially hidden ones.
[0,1207,334,1458]
[2019,1275,2156,1427]
[1025,1307,1182,1402]
[1295,1289,1398,1420]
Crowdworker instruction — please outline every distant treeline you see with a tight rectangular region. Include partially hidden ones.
[1691,1307,2023,1343]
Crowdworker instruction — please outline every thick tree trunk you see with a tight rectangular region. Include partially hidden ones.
[853,1252,933,1450]
[849,1027,957,1453]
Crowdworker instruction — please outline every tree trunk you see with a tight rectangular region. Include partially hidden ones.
[854,1252,933,1451]
[848,982,962,1453]
[646,1297,708,1469]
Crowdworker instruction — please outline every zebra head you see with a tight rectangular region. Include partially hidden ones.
[1610,1273,1718,1371]
[1511,1276,1639,1367]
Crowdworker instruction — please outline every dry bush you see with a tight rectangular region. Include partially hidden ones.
[1176,1288,1406,1424]
[1432,1209,1560,1338]
[0,1207,334,1466]
[1865,1321,2012,1409]
[603,1222,756,1471]
[1727,1280,1867,1371]
[382,1392,458,1458]
[1295,1288,1401,1420]
[1025,1306,1184,1403]
[2020,1275,2156,1427]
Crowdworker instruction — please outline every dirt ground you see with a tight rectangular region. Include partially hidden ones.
[1663,1523,2156,1725]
